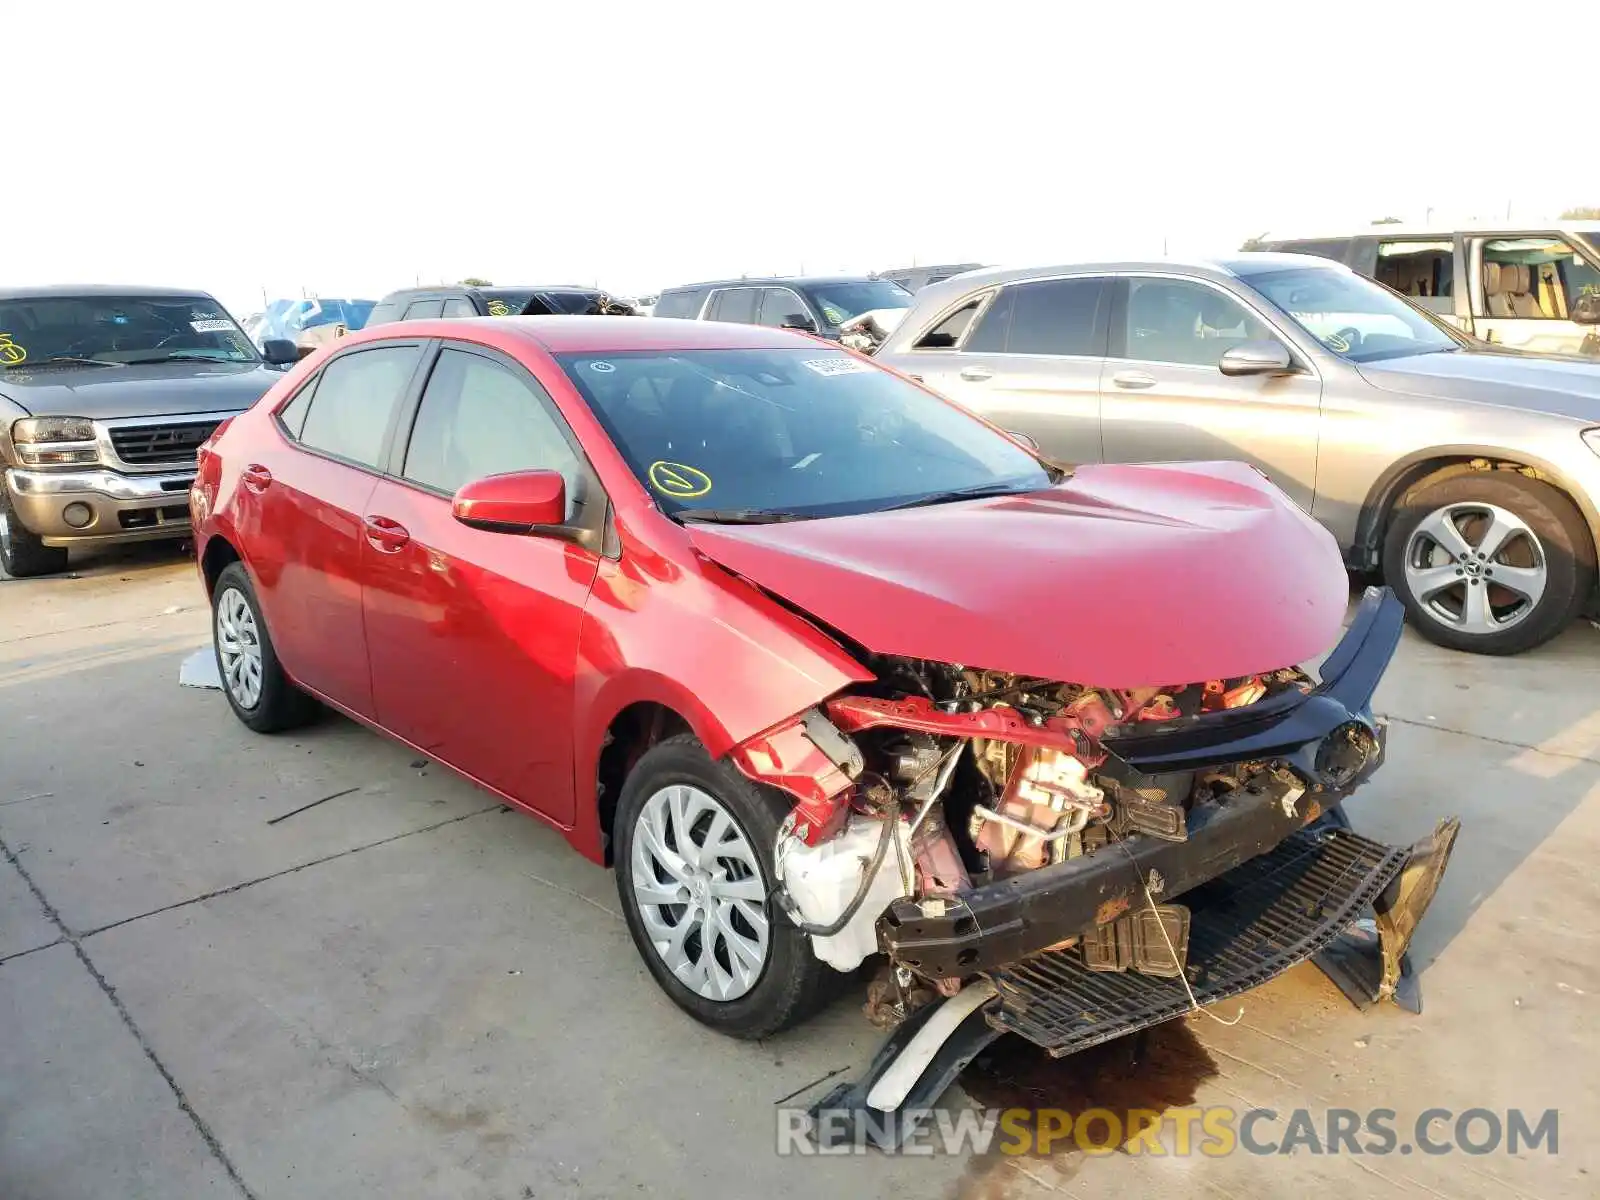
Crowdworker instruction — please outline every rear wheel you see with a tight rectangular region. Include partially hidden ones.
[1383,473,1594,655]
[614,734,829,1038]
[211,561,319,732]
[0,491,70,578]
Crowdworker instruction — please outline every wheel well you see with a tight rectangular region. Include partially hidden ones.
[596,702,692,865]
[1359,455,1594,566]
[200,536,240,597]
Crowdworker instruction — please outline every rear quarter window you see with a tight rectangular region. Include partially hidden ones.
[653,289,708,319]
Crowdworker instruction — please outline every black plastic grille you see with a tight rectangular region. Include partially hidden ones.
[984,828,1407,1055]
[108,420,220,465]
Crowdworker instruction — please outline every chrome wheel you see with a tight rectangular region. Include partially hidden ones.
[215,586,264,709]
[1403,501,1547,636]
[630,784,770,1001]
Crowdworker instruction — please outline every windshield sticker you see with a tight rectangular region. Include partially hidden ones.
[820,305,846,324]
[802,356,869,377]
[485,300,512,316]
[0,333,26,366]
[1323,332,1351,353]
[648,461,712,499]
[589,360,616,373]
[190,319,233,333]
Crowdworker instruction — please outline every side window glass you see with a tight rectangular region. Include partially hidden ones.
[296,346,421,468]
[277,375,317,437]
[403,300,445,320]
[364,302,401,327]
[441,298,477,317]
[708,289,759,324]
[963,288,1014,353]
[1005,278,1105,355]
[402,349,582,516]
[1124,279,1271,367]
[913,299,982,349]
[1475,237,1595,320]
[1375,241,1455,313]
[757,289,807,328]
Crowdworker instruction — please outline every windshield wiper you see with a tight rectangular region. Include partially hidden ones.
[2,355,119,370]
[880,481,1038,512]
[675,507,815,525]
[121,353,248,365]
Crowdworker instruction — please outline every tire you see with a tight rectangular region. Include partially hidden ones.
[614,733,829,1039]
[1383,472,1595,656]
[210,561,319,733]
[0,489,70,578]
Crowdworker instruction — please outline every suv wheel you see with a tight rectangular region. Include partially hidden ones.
[1383,473,1595,655]
[0,491,70,578]
[211,562,319,732]
[613,734,829,1039]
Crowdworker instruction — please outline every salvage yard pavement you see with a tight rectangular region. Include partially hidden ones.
[3,545,1599,1199]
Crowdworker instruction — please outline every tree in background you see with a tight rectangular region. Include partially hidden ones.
[460,277,494,287]
[1560,207,1600,220]
[1371,216,1403,225]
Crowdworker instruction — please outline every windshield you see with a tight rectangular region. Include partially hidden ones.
[807,280,913,327]
[0,295,258,368]
[556,347,1052,519]
[1239,267,1459,362]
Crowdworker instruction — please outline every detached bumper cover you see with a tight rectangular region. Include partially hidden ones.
[878,587,1405,978]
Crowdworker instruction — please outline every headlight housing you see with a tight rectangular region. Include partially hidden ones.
[1584,428,1600,459]
[10,416,100,466]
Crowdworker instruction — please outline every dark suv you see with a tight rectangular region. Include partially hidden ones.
[651,275,912,339]
[366,285,636,326]
[0,286,296,577]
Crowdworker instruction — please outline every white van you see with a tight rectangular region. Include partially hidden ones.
[1257,221,1600,357]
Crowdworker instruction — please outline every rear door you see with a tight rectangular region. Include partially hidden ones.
[245,342,426,716]
[1099,275,1321,512]
[910,276,1110,463]
[361,343,604,820]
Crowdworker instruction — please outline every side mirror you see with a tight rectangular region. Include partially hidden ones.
[1006,430,1040,452]
[1219,339,1294,376]
[1572,292,1600,326]
[452,469,567,534]
[260,338,299,366]
[781,313,817,333]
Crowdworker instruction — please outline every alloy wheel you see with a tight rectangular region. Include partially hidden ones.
[630,784,771,1001]
[1402,501,1547,636]
[215,586,264,709]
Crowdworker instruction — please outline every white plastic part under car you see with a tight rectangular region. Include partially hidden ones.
[779,814,915,971]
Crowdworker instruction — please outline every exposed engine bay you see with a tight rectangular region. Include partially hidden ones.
[729,587,1454,1055]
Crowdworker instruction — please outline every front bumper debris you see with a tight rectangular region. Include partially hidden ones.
[877,586,1406,977]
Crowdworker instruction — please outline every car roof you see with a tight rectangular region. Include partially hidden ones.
[380,284,593,300]
[350,314,819,355]
[0,284,216,301]
[1262,220,1600,241]
[659,275,880,292]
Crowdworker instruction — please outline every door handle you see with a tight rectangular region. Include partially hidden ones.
[958,365,993,382]
[1111,370,1157,389]
[363,515,410,553]
[241,463,273,492]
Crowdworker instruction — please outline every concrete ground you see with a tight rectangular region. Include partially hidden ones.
[2,541,1598,1199]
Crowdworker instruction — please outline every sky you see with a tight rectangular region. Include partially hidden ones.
[9,2,1595,319]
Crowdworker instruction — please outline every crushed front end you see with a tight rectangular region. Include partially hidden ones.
[732,586,1458,1146]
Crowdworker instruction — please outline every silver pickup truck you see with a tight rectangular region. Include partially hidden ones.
[0,286,296,577]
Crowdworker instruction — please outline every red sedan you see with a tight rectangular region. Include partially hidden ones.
[192,316,1452,1057]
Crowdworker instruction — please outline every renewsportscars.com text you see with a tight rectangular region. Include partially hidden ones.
[778,1105,1560,1157]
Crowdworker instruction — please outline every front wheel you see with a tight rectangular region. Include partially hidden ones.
[613,734,830,1039]
[0,490,70,578]
[1383,473,1595,655]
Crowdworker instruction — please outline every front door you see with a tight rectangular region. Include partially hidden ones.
[1099,276,1322,513]
[1468,234,1600,357]
[911,276,1110,464]
[246,342,425,716]
[361,344,602,822]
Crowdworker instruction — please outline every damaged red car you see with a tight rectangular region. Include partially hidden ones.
[191,316,1456,1138]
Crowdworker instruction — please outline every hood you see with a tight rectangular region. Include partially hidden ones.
[1357,350,1600,422]
[687,460,1350,689]
[0,360,281,419]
